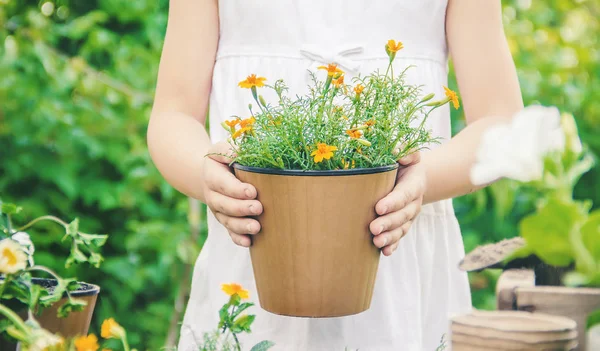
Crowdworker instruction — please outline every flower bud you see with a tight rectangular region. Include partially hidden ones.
[420,93,435,103]
[259,95,267,107]
[357,139,372,147]
[561,113,582,155]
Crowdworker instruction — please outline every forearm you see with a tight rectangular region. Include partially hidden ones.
[421,115,512,204]
[147,112,211,201]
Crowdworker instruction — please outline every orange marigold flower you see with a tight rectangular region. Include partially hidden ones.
[238,74,266,89]
[225,119,239,128]
[239,117,256,128]
[232,126,252,139]
[74,334,99,351]
[332,74,345,88]
[346,129,363,139]
[221,283,250,299]
[317,63,344,77]
[342,159,356,169]
[101,318,125,339]
[354,84,365,96]
[310,143,338,163]
[365,119,376,127]
[386,39,404,53]
[443,86,460,109]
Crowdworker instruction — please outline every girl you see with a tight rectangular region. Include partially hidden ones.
[147,0,523,350]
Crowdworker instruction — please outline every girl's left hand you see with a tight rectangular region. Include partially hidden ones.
[370,152,426,256]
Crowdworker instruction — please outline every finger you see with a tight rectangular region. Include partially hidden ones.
[370,201,420,235]
[204,161,257,199]
[207,191,263,217]
[397,151,421,166]
[230,231,252,247]
[380,220,413,256]
[375,180,420,216]
[207,141,236,164]
[214,212,261,236]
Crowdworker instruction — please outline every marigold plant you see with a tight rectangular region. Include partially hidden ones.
[222,40,458,171]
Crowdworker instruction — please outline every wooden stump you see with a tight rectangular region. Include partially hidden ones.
[451,309,578,350]
[496,269,600,350]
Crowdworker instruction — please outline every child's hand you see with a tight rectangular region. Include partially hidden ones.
[201,142,263,247]
[369,152,426,256]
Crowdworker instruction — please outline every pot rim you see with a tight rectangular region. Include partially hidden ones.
[30,277,100,297]
[232,163,399,176]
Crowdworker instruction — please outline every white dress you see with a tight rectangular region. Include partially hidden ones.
[179,1,471,350]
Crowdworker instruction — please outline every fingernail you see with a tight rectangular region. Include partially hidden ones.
[379,225,385,235]
[249,204,260,215]
[245,188,253,198]
[247,223,255,233]
[381,206,388,215]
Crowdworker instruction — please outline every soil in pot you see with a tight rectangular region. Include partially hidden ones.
[234,164,398,318]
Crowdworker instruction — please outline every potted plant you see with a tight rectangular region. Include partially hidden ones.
[458,106,600,350]
[0,201,107,350]
[219,40,458,317]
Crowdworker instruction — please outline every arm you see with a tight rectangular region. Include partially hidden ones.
[147,0,262,247]
[421,0,524,203]
[147,0,218,201]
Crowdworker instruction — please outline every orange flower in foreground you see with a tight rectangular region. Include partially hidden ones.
[238,74,267,89]
[101,318,125,339]
[332,75,345,88]
[346,129,363,139]
[443,86,460,109]
[386,39,404,53]
[221,283,250,299]
[74,334,99,351]
[317,63,344,77]
[354,84,365,96]
[311,143,338,163]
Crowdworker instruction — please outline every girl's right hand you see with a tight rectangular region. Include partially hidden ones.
[201,142,263,247]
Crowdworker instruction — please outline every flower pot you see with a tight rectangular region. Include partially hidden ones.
[451,310,578,350]
[0,278,100,350]
[233,164,398,317]
[496,269,600,350]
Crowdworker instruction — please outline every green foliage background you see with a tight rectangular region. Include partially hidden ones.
[0,0,598,349]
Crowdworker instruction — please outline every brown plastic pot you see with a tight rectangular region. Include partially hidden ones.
[0,278,100,350]
[234,163,398,317]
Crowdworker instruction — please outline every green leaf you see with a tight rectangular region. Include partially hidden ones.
[519,196,585,267]
[231,302,254,320]
[67,218,79,237]
[218,303,231,327]
[588,309,600,329]
[581,210,600,264]
[232,314,255,333]
[0,203,22,215]
[88,252,104,268]
[78,232,109,247]
[57,298,87,318]
[249,340,276,351]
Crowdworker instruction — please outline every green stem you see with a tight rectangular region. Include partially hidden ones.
[0,303,30,337]
[0,275,11,299]
[14,215,68,233]
[121,335,131,351]
[232,332,241,351]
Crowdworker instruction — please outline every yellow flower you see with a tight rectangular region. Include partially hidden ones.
[332,74,345,88]
[232,126,252,139]
[221,283,250,299]
[365,119,375,127]
[317,63,344,77]
[225,119,239,129]
[74,334,99,351]
[386,39,404,53]
[0,239,27,274]
[443,86,460,109]
[346,129,363,139]
[238,74,267,89]
[101,318,125,339]
[354,84,365,97]
[311,143,338,163]
[239,117,256,128]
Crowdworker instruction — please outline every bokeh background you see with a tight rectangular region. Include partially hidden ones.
[1,0,598,349]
